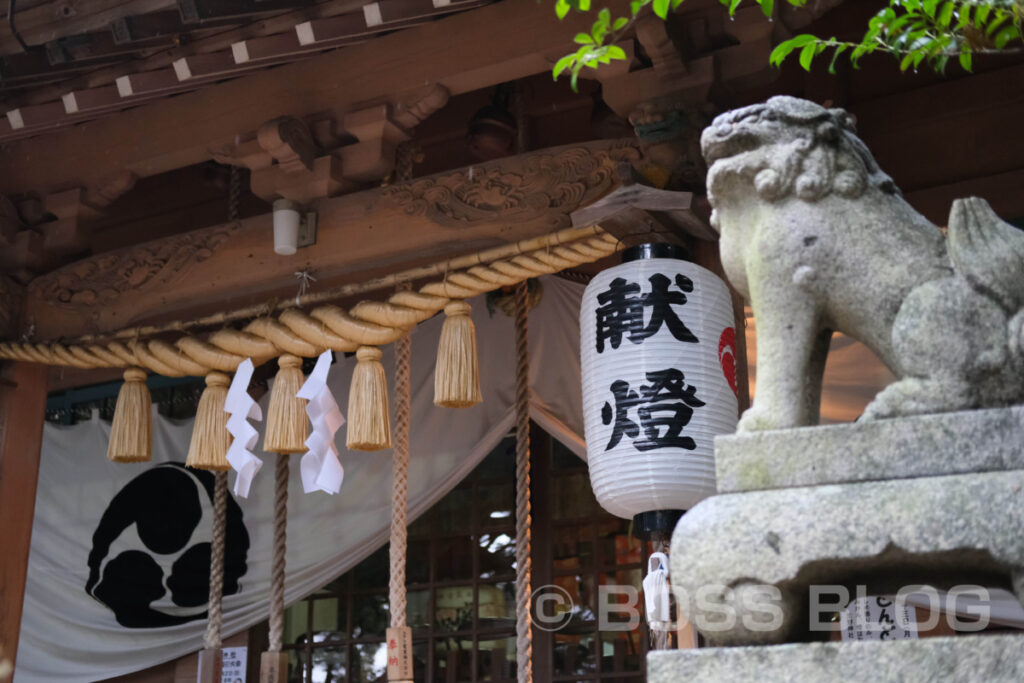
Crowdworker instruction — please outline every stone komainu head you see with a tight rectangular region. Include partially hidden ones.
[701,95,900,204]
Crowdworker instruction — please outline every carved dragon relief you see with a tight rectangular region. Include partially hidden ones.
[381,142,642,230]
[31,222,239,307]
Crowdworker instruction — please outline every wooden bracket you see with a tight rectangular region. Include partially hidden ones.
[257,116,319,174]
[339,105,411,183]
[570,179,716,246]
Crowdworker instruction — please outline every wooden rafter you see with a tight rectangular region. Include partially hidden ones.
[0,0,628,195]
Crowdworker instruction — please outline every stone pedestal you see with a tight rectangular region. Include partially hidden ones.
[649,634,1024,682]
[656,407,1024,680]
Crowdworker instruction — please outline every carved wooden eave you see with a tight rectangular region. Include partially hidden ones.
[24,138,644,340]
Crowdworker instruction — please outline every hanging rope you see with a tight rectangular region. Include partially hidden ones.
[390,327,411,631]
[390,147,415,635]
[268,453,289,652]
[0,229,620,375]
[203,163,241,654]
[511,79,534,683]
[203,471,228,649]
[513,281,533,683]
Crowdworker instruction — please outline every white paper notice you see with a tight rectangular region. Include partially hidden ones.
[220,646,247,683]
[224,359,264,498]
[840,596,918,642]
[297,350,345,494]
[642,552,672,632]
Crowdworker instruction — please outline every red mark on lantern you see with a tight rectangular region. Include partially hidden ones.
[718,327,738,398]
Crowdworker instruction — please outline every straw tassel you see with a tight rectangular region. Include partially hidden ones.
[434,300,482,408]
[263,354,309,455]
[347,346,391,451]
[186,372,232,471]
[107,367,152,463]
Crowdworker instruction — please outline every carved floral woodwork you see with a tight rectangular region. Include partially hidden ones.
[32,221,239,306]
[25,140,644,341]
[381,143,641,231]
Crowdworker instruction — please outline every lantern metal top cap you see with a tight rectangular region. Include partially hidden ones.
[621,243,689,263]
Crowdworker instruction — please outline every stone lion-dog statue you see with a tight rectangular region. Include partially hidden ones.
[701,96,1024,431]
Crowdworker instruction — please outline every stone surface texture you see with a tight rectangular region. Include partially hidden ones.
[670,467,1024,646]
[701,95,1024,432]
[648,634,1024,683]
[715,405,1024,493]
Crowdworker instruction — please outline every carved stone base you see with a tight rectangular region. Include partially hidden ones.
[671,468,1024,646]
[715,404,1024,493]
[648,634,1024,683]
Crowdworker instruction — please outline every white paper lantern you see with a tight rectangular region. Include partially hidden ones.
[580,245,738,521]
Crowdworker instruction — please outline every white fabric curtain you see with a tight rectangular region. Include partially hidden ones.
[15,276,587,683]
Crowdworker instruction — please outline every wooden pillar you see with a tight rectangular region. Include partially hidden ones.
[0,361,48,673]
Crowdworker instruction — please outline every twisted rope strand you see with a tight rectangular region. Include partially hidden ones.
[513,281,532,683]
[204,165,240,656]
[390,328,411,629]
[0,232,621,376]
[203,470,229,650]
[268,454,289,652]
[69,225,611,345]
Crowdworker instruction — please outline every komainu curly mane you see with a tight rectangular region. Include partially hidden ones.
[701,96,1024,432]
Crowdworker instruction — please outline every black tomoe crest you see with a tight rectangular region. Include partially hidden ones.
[86,462,249,627]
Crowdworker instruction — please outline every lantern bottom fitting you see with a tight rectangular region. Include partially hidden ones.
[633,510,686,543]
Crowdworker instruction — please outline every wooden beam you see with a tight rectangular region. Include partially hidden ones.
[24,138,642,339]
[0,0,177,57]
[0,0,628,196]
[8,0,372,107]
[0,362,48,674]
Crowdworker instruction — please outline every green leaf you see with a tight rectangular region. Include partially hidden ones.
[653,0,670,19]
[613,16,629,29]
[607,44,628,60]
[986,15,1010,37]
[799,41,817,70]
[630,0,643,16]
[994,25,1021,49]
[827,43,847,74]
[959,50,972,71]
[937,1,954,28]
[553,54,575,79]
[922,0,938,18]
[729,0,743,14]
[900,52,915,71]
[769,33,816,66]
[760,0,774,18]
[555,0,571,20]
[671,0,685,9]
[574,32,594,44]
[578,0,591,10]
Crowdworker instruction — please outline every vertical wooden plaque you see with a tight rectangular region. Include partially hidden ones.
[197,648,222,682]
[386,626,414,681]
[259,651,289,683]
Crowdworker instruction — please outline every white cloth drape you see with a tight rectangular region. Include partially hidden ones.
[15,276,587,683]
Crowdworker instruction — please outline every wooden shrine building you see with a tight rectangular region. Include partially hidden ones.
[0,0,1022,680]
